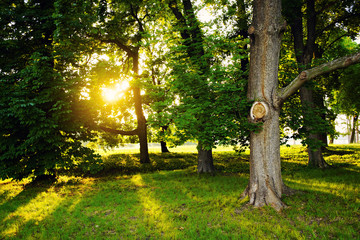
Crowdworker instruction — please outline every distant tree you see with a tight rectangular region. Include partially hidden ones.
[334,63,360,143]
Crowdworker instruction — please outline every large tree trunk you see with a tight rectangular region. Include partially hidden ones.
[197,143,215,173]
[243,0,360,211]
[307,144,328,168]
[242,0,288,210]
[243,106,287,210]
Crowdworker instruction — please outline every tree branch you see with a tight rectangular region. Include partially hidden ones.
[99,125,139,136]
[101,39,135,57]
[276,52,360,106]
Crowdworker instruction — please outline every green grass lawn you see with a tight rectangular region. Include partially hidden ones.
[1,145,359,239]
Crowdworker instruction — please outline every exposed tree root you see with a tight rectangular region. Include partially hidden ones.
[240,183,299,211]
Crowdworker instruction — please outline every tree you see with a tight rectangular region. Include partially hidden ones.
[241,0,360,210]
[0,0,101,180]
[167,0,252,173]
[54,0,154,163]
[334,62,360,143]
[282,0,360,167]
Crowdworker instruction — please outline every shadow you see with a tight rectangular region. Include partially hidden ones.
[0,178,55,221]
[322,148,355,156]
[279,182,359,239]
[0,178,55,238]
[97,152,198,177]
[3,145,359,239]
[0,176,98,239]
[4,165,359,239]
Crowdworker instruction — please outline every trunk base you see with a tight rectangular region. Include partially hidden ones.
[308,148,329,168]
[240,183,296,211]
[197,147,215,174]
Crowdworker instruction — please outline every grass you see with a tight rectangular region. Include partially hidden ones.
[1,144,359,239]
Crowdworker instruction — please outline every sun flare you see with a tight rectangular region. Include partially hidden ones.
[102,81,130,102]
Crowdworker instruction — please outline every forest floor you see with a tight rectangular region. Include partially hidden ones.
[0,145,359,239]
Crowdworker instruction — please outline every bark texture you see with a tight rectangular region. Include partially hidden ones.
[244,0,360,211]
[244,0,287,211]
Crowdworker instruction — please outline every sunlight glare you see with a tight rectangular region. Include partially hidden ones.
[102,81,130,102]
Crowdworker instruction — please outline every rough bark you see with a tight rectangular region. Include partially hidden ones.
[245,0,360,211]
[243,0,288,211]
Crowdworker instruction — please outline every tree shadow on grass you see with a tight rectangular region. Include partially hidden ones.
[5,166,359,239]
[281,176,360,239]
[0,178,55,238]
[0,178,55,220]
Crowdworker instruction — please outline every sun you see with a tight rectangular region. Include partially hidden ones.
[102,88,118,102]
[102,81,130,102]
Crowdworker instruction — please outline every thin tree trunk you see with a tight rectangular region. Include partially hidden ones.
[160,141,170,153]
[133,49,150,164]
[350,115,358,143]
[160,126,170,153]
[169,0,214,172]
[100,40,150,164]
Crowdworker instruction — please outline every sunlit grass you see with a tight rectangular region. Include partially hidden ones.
[97,143,237,155]
[0,144,359,239]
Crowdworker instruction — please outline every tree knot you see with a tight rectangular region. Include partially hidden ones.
[250,101,269,121]
[300,71,307,80]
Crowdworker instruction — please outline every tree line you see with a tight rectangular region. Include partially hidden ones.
[1,0,360,209]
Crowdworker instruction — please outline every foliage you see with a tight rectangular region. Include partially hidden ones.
[280,0,360,152]
[330,40,360,115]
[0,0,101,180]
[1,145,360,239]
[168,32,254,150]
